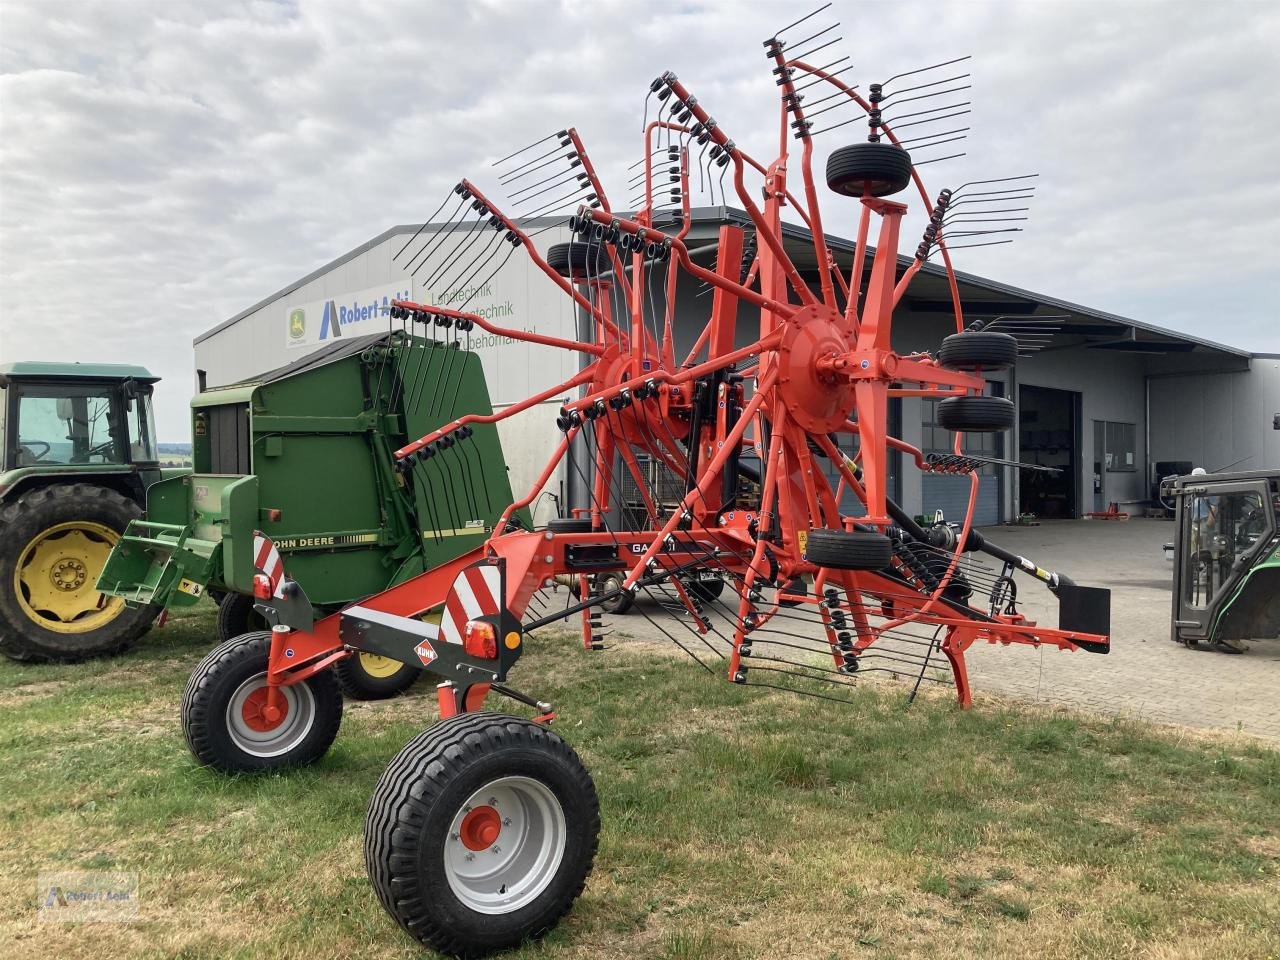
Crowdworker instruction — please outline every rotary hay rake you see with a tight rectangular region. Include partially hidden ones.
[181,8,1112,956]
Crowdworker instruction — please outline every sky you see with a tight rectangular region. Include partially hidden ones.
[1,0,1277,440]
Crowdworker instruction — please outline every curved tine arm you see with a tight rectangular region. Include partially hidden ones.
[460,179,621,334]
[395,364,598,459]
[393,299,604,357]
[838,417,929,470]
[789,61,965,329]
[566,128,632,304]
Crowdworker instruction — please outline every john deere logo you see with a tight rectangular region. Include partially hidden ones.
[288,308,306,340]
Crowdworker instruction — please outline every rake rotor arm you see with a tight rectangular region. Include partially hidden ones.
[564,128,634,304]
[395,364,598,460]
[390,299,605,357]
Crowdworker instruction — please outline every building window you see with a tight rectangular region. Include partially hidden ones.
[1102,420,1136,472]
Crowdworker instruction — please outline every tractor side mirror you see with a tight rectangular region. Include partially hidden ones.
[1273,412,1279,430]
[56,397,75,421]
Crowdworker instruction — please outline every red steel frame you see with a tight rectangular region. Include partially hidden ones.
[257,60,1108,716]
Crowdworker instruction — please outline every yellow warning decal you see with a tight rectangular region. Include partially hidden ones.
[797,530,809,555]
[177,579,204,597]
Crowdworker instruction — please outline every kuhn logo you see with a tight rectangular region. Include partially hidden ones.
[414,639,438,665]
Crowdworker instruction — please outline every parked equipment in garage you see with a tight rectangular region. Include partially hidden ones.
[1165,469,1280,652]
[0,362,173,661]
[96,331,523,697]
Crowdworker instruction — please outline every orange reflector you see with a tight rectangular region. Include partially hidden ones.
[504,631,521,650]
[252,573,273,600]
[463,620,498,659]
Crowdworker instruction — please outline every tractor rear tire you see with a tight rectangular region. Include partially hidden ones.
[594,573,634,615]
[0,483,159,662]
[182,631,342,773]
[334,653,422,701]
[826,142,913,198]
[216,592,268,642]
[546,242,610,280]
[804,529,894,570]
[365,712,599,957]
[937,396,1016,432]
[937,331,1018,371]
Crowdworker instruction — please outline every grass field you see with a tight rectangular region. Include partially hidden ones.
[1,603,1278,960]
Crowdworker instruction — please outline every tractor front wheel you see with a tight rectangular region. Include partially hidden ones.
[0,483,159,662]
[181,631,342,773]
[365,713,599,957]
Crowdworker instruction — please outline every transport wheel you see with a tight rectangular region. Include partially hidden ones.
[182,631,342,773]
[937,396,1016,433]
[334,652,421,700]
[684,575,725,605]
[546,242,610,280]
[547,517,593,534]
[937,331,1018,371]
[366,712,599,958]
[826,142,913,198]
[0,484,158,662]
[594,573,633,615]
[215,592,268,642]
[804,529,894,570]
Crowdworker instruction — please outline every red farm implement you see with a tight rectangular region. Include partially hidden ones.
[181,10,1110,955]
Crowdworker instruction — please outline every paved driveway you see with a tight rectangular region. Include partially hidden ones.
[964,518,1280,739]
[606,519,1280,740]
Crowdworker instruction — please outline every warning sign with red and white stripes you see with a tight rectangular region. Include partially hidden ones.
[252,532,287,599]
[441,564,502,645]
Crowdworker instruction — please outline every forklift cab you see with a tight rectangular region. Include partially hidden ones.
[1168,470,1280,647]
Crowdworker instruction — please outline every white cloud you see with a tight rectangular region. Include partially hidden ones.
[1,0,1277,438]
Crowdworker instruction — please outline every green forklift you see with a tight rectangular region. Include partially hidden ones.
[96,330,522,698]
[1166,469,1280,653]
[0,362,174,661]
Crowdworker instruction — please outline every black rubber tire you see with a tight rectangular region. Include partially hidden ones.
[546,242,609,280]
[937,332,1018,372]
[804,529,894,570]
[826,142,913,198]
[937,396,1016,432]
[181,631,342,773]
[365,712,600,958]
[0,483,159,662]
[216,591,268,643]
[547,517,593,534]
[334,653,421,701]
[594,573,634,615]
[685,576,725,604]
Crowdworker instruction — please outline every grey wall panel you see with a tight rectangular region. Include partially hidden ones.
[922,474,1000,526]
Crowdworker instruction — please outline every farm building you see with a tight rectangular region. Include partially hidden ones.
[194,208,1280,526]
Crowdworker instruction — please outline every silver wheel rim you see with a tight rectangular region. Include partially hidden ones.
[225,671,316,758]
[443,775,567,915]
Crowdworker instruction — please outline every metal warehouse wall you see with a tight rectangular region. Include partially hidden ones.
[1148,356,1280,475]
[194,224,578,522]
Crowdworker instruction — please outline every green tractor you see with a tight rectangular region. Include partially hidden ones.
[0,362,176,660]
[1166,469,1280,653]
[96,330,521,699]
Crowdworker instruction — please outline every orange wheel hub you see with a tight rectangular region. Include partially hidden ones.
[459,805,502,851]
[240,686,289,732]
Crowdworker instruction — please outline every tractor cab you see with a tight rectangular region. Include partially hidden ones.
[1166,469,1280,650]
[0,362,161,493]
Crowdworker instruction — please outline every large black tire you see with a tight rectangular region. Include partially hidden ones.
[593,572,634,615]
[365,713,600,958]
[937,331,1018,371]
[546,242,609,280]
[547,517,593,534]
[0,483,159,662]
[937,396,1016,432]
[826,142,913,198]
[334,652,422,701]
[216,591,268,642]
[804,529,894,570]
[181,631,342,773]
[684,575,725,604]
